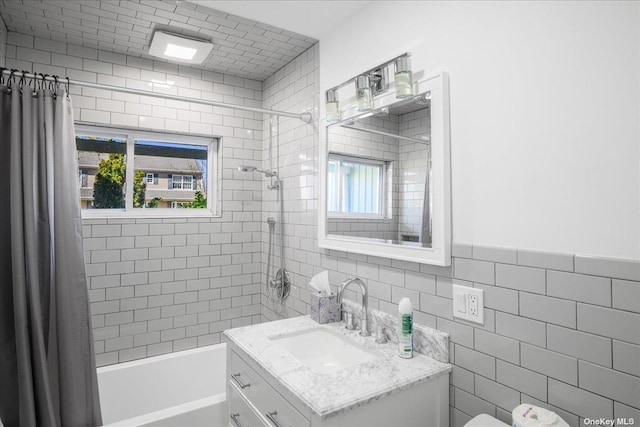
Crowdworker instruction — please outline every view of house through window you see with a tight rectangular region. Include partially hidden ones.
[75,126,216,214]
[327,153,386,217]
[76,134,127,209]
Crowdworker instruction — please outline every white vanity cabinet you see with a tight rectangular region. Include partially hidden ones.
[226,337,450,427]
[227,345,309,427]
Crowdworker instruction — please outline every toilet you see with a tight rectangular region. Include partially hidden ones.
[464,404,570,427]
[465,414,509,427]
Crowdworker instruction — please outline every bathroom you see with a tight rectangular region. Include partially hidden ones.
[0,1,638,426]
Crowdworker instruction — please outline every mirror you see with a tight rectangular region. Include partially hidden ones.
[319,72,451,266]
[326,94,432,247]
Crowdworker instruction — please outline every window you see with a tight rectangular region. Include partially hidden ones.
[75,125,218,216]
[78,169,88,188]
[171,174,194,190]
[327,153,386,217]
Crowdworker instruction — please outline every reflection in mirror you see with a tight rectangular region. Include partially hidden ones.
[326,92,432,247]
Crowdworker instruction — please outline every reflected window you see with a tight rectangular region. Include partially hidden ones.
[328,153,386,217]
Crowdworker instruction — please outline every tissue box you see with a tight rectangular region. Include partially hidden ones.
[310,293,340,324]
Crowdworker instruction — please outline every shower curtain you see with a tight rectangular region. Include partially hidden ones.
[0,80,101,426]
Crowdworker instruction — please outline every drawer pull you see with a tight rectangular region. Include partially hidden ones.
[231,373,251,389]
[230,413,243,427]
[265,411,282,427]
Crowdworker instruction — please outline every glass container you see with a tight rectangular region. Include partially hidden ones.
[394,56,413,99]
[326,89,340,123]
[355,75,373,112]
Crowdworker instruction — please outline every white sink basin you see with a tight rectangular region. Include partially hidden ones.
[270,328,377,374]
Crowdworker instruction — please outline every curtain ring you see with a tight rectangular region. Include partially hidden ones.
[18,70,26,86]
[66,76,70,99]
[9,69,17,85]
[0,67,5,85]
[53,75,59,91]
[38,73,44,91]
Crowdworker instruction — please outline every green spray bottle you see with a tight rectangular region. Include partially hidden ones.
[398,297,413,359]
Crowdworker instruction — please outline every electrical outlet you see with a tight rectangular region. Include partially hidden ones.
[469,294,478,316]
[452,284,484,325]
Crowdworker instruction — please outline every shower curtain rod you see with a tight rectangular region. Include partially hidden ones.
[1,69,313,123]
[340,123,430,145]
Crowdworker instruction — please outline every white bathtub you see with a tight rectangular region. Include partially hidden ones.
[97,343,227,427]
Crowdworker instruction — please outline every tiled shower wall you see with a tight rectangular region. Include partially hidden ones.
[5,32,265,366]
[260,43,318,319]
[398,107,430,239]
[260,44,640,426]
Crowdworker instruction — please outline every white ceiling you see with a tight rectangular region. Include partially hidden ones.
[188,1,370,39]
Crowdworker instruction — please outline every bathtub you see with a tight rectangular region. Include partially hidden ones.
[97,343,227,427]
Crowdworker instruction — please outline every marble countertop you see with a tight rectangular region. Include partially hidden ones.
[224,316,452,419]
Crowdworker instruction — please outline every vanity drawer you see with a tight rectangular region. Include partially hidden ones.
[230,350,310,427]
[229,383,268,427]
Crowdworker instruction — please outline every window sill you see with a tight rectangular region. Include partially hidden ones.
[81,209,220,219]
[327,214,390,220]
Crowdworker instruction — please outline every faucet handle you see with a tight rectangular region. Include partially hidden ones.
[375,323,396,344]
[342,310,356,330]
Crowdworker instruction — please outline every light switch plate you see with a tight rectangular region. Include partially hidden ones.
[452,284,484,325]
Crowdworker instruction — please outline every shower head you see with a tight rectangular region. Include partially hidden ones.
[237,165,278,178]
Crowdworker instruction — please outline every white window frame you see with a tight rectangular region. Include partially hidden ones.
[145,173,154,184]
[327,153,387,219]
[76,124,219,218]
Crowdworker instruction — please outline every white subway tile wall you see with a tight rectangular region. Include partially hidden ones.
[398,106,430,239]
[6,34,264,367]
[258,43,640,427]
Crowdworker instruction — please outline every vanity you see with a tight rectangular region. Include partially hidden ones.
[224,314,451,427]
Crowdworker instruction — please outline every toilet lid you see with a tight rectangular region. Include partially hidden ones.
[465,414,510,427]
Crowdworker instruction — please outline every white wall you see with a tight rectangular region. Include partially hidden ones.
[319,1,640,259]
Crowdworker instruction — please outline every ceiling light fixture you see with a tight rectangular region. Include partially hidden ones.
[149,31,213,64]
[164,43,197,60]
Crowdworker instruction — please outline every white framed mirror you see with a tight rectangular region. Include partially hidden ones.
[319,72,451,266]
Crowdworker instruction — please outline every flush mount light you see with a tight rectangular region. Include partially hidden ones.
[164,43,197,60]
[148,31,213,64]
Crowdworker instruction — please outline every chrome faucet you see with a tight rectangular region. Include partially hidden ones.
[337,277,370,337]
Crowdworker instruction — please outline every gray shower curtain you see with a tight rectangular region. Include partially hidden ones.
[0,82,101,426]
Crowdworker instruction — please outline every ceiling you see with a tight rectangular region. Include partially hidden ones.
[0,0,321,81]
[189,1,370,40]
